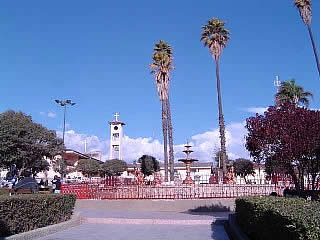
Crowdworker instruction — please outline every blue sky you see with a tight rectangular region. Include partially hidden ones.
[1,1,320,161]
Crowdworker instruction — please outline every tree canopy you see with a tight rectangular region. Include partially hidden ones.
[233,158,255,180]
[76,159,101,178]
[246,103,320,190]
[101,159,127,176]
[138,155,160,176]
[201,18,230,61]
[275,79,313,107]
[150,40,174,102]
[0,110,64,175]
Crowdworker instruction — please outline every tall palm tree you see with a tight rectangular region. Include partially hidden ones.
[201,18,230,175]
[275,79,313,107]
[153,42,175,181]
[150,40,175,182]
[294,0,320,77]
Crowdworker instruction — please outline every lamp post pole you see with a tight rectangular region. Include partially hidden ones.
[55,99,76,144]
[63,104,66,144]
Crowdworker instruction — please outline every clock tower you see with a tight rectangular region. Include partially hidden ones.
[109,113,125,160]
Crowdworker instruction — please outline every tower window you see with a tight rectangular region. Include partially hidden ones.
[114,126,118,130]
[113,145,119,151]
[112,133,119,140]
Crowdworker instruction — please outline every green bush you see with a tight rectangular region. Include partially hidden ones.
[236,197,320,240]
[0,194,76,237]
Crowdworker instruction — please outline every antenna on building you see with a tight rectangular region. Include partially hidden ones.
[274,75,281,92]
[84,139,87,153]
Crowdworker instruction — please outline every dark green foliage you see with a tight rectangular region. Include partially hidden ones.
[236,197,320,240]
[283,188,320,201]
[138,155,160,176]
[233,158,255,180]
[101,159,127,176]
[53,158,67,177]
[76,159,101,178]
[30,159,50,176]
[275,79,313,107]
[0,111,64,175]
[0,194,76,237]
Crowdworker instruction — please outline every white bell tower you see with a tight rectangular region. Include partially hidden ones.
[109,113,125,160]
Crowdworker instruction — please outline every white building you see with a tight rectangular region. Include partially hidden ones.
[109,113,125,160]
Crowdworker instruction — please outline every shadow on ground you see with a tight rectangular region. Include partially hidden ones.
[211,220,229,240]
[182,203,231,217]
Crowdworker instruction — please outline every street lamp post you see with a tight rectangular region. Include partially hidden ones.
[55,99,76,144]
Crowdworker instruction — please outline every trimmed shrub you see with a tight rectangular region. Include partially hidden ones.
[236,197,320,240]
[0,194,76,237]
[283,188,320,200]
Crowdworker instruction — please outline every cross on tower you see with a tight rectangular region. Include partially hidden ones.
[114,112,119,121]
[274,75,281,92]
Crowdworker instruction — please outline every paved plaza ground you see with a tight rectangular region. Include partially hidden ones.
[37,199,232,240]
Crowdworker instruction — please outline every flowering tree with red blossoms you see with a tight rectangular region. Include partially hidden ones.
[246,103,320,191]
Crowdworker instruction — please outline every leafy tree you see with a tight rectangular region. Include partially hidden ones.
[138,155,160,177]
[76,159,101,178]
[101,159,127,177]
[150,40,175,182]
[53,158,67,178]
[294,0,320,77]
[246,103,320,191]
[30,159,50,176]
[275,79,313,107]
[0,111,64,176]
[201,18,230,174]
[233,158,255,182]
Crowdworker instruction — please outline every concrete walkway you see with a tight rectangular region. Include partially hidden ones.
[38,223,229,240]
[37,200,231,240]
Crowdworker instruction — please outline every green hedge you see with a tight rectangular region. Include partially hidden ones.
[236,197,320,240]
[0,194,76,237]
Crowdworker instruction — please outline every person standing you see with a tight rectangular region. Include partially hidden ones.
[51,175,61,193]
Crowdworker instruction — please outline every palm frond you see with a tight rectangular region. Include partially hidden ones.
[294,0,312,25]
[275,79,313,107]
[149,40,174,101]
[201,18,230,60]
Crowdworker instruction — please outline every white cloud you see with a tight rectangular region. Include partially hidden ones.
[59,122,250,163]
[245,107,268,115]
[47,112,56,118]
[57,130,108,160]
[190,122,249,161]
[40,111,56,118]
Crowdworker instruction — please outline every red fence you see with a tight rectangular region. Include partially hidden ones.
[61,183,289,200]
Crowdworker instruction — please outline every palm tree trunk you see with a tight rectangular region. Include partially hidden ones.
[215,60,227,174]
[307,25,320,78]
[162,100,169,182]
[166,97,175,181]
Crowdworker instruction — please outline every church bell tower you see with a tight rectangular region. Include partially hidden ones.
[109,113,125,160]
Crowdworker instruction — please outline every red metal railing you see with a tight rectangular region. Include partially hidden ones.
[61,183,290,200]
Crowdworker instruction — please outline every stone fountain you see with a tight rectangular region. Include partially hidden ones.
[178,143,198,184]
